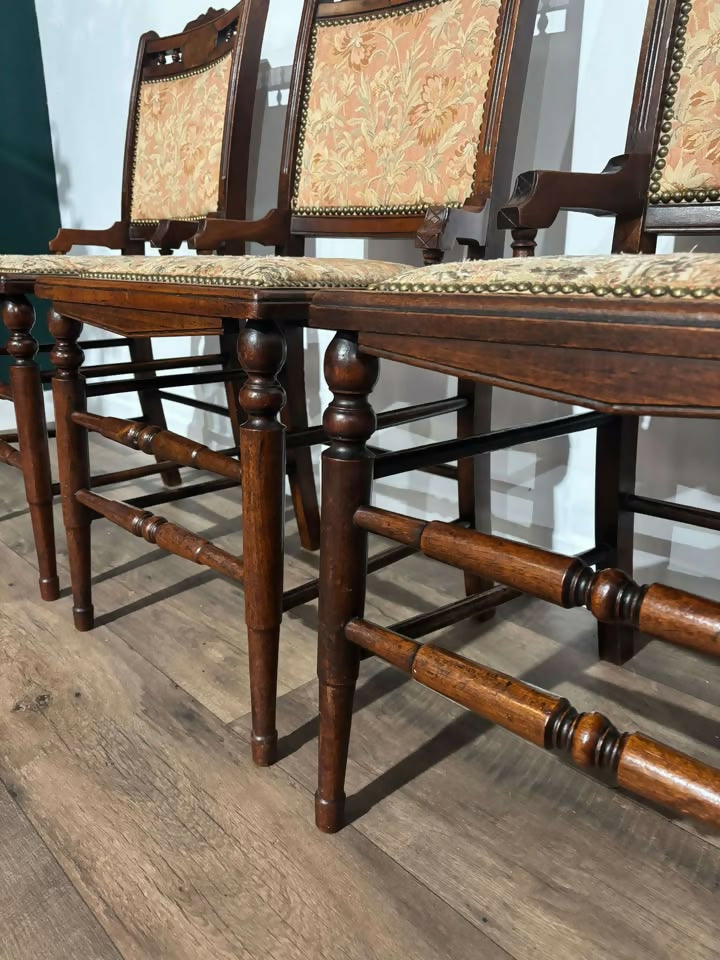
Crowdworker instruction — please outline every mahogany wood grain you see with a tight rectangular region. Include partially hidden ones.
[75,489,244,581]
[49,311,93,630]
[73,412,243,481]
[346,620,720,827]
[356,507,720,661]
[2,296,58,600]
[237,321,287,766]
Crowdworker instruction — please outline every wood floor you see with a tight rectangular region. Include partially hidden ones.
[1,435,719,960]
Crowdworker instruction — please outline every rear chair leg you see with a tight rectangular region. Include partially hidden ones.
[316,332,378,833]
[127,337,182,488]
[238,320,287,766]
[49,310,94,630]
[595,415,639,664]
[457,379,494,606]
[281,326,320,552]
[3,296,59,600]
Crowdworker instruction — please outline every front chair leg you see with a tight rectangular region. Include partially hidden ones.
[238,320,287,766]
[49,310,94,631]
[595,415,639,664]
[316,332,379,833]
[3,296,59,600]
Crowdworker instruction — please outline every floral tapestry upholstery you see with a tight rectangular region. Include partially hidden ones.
[293,0,502,215]
[0,254,407,289]
[129,53,233,223]
[649,0,720,204]
[373,253,720,300]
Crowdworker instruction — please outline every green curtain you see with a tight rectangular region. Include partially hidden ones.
[0,0,61,376]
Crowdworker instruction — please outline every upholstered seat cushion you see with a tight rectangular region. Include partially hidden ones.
[373,253,720,301]
[0,254,407,290]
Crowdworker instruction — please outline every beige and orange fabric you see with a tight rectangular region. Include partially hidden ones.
[372,252,720,300]
[130,53,233,222]
[650,0,720,204]
[0,253,406,290]
[293,0,503,215]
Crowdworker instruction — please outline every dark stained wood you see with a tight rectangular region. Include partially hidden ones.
[76,488,244,581]
[595,416,638,664]
[73,411,243,481]
[345,620,720,827]
[316,333,379,833]
[49,310,93,631]
[2,296,58,600]
[355,506,720,662]
[237,321,287,766]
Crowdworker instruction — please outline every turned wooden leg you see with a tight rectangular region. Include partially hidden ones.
[49,310,94,631]
[595,415,639,664]
[457,379,494,606]
[238,320,287,766]
[280,326,320,552]
[316,332,379,833]
[127,337,182,489]
[3,296,59,600]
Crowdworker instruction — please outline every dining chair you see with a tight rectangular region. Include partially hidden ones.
[0,1,321,601]
[24,0,552,768]
[307,0,720,831]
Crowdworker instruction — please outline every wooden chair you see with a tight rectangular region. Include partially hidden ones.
[307,0,720,832]
[25,0,552,767]
[0,1,322,601]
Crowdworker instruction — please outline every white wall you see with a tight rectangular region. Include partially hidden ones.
[26,0,720,595]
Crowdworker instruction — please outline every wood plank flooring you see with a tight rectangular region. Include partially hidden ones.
[1,435,719,959]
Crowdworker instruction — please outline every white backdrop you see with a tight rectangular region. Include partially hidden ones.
[22,0,720,595]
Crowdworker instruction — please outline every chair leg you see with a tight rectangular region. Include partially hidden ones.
[595,414,639,664]
[238,320,287,767]
[220,330,245,448]
[2,296,59,601]
[316,332,378,833]
[127,337,182,488]
[280,326,320,552]
[457,379,494,603]
[49,310,94,631]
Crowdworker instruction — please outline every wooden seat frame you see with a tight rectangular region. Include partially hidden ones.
[307,0,720,831]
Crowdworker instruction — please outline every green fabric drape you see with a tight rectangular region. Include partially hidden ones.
[0,0,61,376]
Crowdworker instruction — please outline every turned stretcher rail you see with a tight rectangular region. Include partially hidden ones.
[0,438,22,470]
[346,619,720,827]
[355,507,720,660]
[76,489,244,582]
[374,411,611,479]
[73,412,242,481]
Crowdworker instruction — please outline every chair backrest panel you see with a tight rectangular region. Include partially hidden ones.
[630,0,720,236]
[120,2,268,227]
[282,0,535,239]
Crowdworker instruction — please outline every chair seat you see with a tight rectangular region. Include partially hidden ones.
[0,254,407,290]
[373,252,720,301]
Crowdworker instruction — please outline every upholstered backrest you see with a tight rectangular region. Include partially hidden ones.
[122,3,268,227]
[130,54,233,223]
[648,0,720,206]
[291,0,516,219]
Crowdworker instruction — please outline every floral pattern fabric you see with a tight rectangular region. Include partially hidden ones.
[130,54,232,222]
[653,0,720,199]
[374,253,720,300]
[0,254,407,290]
[293,0,502,213]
